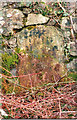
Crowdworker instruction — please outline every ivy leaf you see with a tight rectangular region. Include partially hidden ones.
[40,2,45,4]
[63,12,69,16]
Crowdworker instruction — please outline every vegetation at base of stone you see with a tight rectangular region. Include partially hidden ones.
[2,48,19,75]
[1,49,66,94]
[68,72,77,81]
[2,78,22,94]
[2,116,12,119]
[2,78,14,94]
[1,48,62,94]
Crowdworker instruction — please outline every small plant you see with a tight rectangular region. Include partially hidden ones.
[1,48,20,94]
[2,48,19,75]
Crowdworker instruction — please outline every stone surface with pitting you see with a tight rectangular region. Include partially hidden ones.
[15,25,64,62]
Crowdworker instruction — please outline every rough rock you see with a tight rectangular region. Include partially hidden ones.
[0,17,5,27]
[0,108,8,116]
[67,59,77,72]
[72,17,77,33]
[61,17,71,40]
[8,37,17,48]
[22,8,32,14]
[69,42,77,56]
[0,10,4,34]
[10,68,17,76]
[73,23,77,33]
[26,14,49,26]
[2,2,31,9]
[2,8,24,36]
[61,17,68,30]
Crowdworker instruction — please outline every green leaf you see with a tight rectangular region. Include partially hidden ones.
[68,72,77,81]
[40,2,45,4]
[68,114,74,116]
[0,103,2,106]
[63,12,69,16]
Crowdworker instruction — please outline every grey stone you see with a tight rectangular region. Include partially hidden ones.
[4,2,32,8]
[69,42,77,56]
[2,8,24,35]
[61,17,68,30]
[64,31,70,37]
[8,37,17,48]
[72,17,77,33]
[0,16,4,21]
[0,108,8,116]
[10,68,17,76]
[0,11,4,33]
[0,20,5,26]
[0,28,3,34]
[73,23,77,33]
[26,13,49,26]
[67,59,77,72]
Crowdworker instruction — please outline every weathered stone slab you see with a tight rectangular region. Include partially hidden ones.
[15,25,64,62]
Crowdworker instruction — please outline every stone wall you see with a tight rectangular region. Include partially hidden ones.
[0,1,77,74]
[0,2,64,61]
